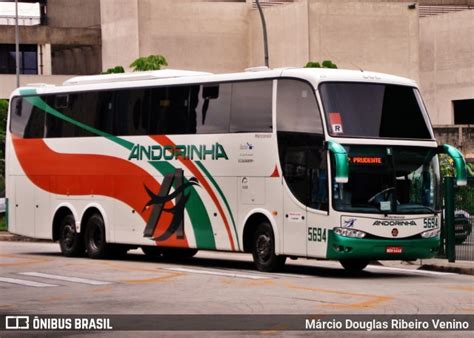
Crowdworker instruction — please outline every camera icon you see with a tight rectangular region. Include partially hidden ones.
[5,316,30,330]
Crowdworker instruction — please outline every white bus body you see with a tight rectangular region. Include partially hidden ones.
[6,68,465,271]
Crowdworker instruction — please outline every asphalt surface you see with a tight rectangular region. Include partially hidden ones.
[1,241,473,337]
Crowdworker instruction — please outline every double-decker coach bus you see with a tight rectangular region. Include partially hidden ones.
[5,68,467,272]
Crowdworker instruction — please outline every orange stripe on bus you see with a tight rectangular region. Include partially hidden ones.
[12,137,188,248]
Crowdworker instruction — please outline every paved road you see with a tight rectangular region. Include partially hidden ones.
[1,241,473,320]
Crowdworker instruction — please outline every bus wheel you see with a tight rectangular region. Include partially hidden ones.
[161,248,198,259]
[142,246,163,257]
[59,214,84,257]
[339,259,369,272]
[252,222,286,272]
[84,213,109,259]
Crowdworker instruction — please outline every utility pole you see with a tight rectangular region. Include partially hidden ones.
[255,0,269,68]
[15,0,20,88]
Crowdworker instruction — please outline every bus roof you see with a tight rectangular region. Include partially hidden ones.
[12,67,418,97]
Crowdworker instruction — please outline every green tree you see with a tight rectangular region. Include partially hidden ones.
[102,65,125,74]
[130,55,168,71]
[305,60,338,69]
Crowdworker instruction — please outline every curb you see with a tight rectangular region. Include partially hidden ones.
[0,232,52,243]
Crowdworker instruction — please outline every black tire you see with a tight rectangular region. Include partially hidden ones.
[340,259,369,272]
[58,214,84,257]
[142,246,163,257]
[252,222,286,272]
[84,213,109,259]
[161,248,198,259]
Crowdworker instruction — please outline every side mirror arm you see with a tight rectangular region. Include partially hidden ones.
[438,144,467,186]
[326,141,349,183]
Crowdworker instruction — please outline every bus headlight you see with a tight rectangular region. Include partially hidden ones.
[421,229,440,238]
[334,227,366,238]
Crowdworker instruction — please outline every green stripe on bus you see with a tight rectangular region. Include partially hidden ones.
[149,161,216,250]
[18,89,216,249]
[195,161,240,250]
[19,90,134,150]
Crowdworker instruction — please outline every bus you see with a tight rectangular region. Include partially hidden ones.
[5,68,467,272]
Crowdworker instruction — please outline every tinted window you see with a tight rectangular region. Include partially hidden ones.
[277,79,322,134]
[230,80,272,132]
[277,80,327,210]
[319,83,432,139]
[195,84,231,134]
[10,97,45,138]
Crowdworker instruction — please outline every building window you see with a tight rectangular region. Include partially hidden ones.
[0,44,38,75]
[453,99,474,124]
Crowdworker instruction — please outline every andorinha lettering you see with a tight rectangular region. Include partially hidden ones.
[373,220,417,226]
[128,143,228,161]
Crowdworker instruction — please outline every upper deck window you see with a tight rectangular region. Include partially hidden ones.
[319,82,433,140]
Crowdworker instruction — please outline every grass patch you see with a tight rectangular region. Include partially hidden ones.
[0,214,7,231]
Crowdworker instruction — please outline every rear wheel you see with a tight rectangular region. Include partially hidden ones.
[58,214,84,257]
[84,213,109,259]
[340,259,369,272]
[252,222,286,272]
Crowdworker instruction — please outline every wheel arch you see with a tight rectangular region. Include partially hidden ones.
[80,203,109,240]
[242,209,281,255]
[52,203,79,242]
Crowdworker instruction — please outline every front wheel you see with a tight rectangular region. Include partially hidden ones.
[84,213,109,259]
[252,222,286,272]
[340,259,369,272]
[59,214,84,257]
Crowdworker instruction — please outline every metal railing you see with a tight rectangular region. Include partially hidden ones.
[441,176,474,262]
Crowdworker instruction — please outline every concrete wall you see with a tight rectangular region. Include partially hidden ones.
[307,0,419,80]
[419,10,474,125]
[100,0,140,72]
[249,1,309,68]
[47,0,101,28]
[249,0,419,79]
[136,0,249,73]
[101,0,249,73]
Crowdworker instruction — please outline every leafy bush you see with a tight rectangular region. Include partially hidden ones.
[305,60,338,69]
[130,55,168,71]
[102,66,125,74]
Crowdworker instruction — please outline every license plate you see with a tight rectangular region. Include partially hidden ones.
[386,246,403,254]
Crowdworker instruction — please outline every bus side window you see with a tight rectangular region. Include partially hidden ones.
[10,97,45,138]
[277,79,327,211]
[196,83,231,134]
[230,80,272,133]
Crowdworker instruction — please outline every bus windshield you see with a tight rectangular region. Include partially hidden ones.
[319,82,433,139]
[332,145,440,214]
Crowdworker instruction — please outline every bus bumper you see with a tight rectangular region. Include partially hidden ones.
[326,230,440,260]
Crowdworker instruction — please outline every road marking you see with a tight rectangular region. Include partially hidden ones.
[0,277,58,287]
[283,282,393,309]
[366,265,457,276]
[0,254,51,267]
[19,272,111,285]
[122,272,183,284]
[165,267,271,280]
